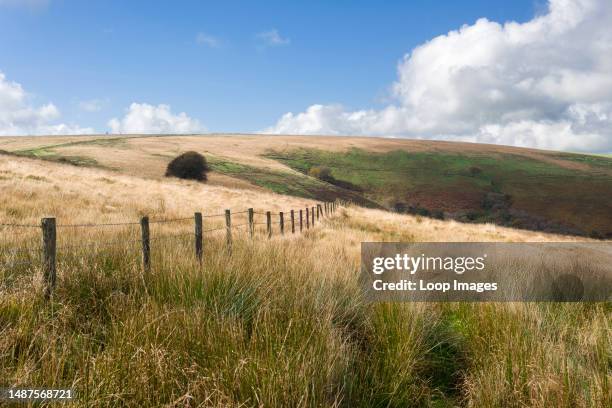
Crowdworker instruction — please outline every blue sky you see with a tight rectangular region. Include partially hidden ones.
[1,0,535,132]
[1,0,611,153]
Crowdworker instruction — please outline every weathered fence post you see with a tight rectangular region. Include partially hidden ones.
[266,211,272,238]
[311,206,315,226]
[279,212,284,235]
[306,207,310,229]
[317,204,321,220]
[140,216,150,274]
[290,210,295,234]
[41,217,56,299]
[299,209,303,232]
[225,209,232,250]
[194,212,203,264]
[248,208,254,239]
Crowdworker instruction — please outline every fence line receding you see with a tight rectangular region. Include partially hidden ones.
[0,201,341,298]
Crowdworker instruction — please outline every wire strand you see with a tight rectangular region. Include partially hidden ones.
[149,217,193,224]
[57,221,140,228]
[0,223,39,228]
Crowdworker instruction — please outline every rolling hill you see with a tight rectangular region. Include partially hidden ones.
[1,134,611,237]
[0,139,609,407]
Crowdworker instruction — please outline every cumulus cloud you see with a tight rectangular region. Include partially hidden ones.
[0,72,94,136]
[256,29,290,47]
[263,0,612,152]
[108,103,205,134]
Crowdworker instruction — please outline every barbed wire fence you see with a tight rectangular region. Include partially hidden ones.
[0,201,341,298]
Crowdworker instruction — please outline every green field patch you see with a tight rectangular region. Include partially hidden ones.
[10,147,103,168]
[13,136,128,155]
[264,147,604,197]
[11,138,130,169]
[265,147,612,237]
[208,156,376,205]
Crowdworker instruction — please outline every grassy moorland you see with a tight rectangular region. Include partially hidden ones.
[266,147,612,238]
[0,154,610,407]
[1,134,610,237]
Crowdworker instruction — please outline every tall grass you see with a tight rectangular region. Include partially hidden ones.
[1,212,609,407]
[0,153,609,407]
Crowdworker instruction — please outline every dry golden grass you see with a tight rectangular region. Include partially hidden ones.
[0,154,318,227]
[2,134,605,184]
[0,153,609,407]
[0,153,586,243]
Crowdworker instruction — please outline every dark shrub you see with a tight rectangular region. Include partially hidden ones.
[393,202,408,213]
[431,209,445,220]
[465,211,481,221]
[408,205,431,217]
[165,151,210,181]
[589,230,605,240]
[308,166,334,182]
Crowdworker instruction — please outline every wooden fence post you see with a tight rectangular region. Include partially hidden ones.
[290,210,295,234]
[225,209,232,250]
[266,211,272,238]
[194,212,203,264]
[317,204,321,220]
[140,216,150,274]
[279,212,284,235]
[299,209,303,232]
[41,217,56,299]
[248,208,254,239]
[306,207,310,229]
[311,206,315,226]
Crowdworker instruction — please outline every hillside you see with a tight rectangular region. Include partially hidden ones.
[1,134,611,238]
[1,153,609,407]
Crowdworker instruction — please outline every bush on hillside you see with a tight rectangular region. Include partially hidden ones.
[165,151,210,181]
[308,166,334,182]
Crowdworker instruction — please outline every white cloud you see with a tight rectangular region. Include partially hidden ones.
[196,32,221,48]
[78,98,106,112]
[0,72,94,136]
[108,103,205,134]
[256,29,290,47]
[263,0,612,153]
